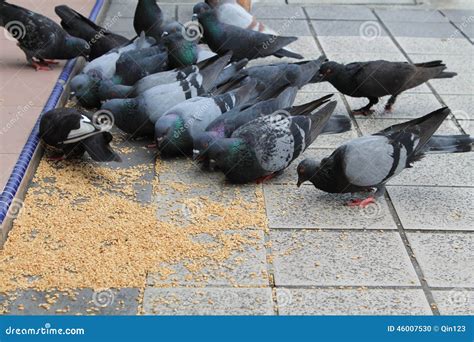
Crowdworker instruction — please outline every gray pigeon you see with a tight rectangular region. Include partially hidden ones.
[0,0,90,70]
[317,60,457,115]
[193,2,302,61]
[101,53,232,137]
[296,107,473,207]
[207,100,337,183]
[155,79,257,157]
[70,33,155,108]
[39,108,121,162]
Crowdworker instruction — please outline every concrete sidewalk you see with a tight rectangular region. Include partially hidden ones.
[0,0,472,315]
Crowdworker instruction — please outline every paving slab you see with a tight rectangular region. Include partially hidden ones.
[356,117,461,135]
[429,74,474,95]
[147,229,269,287]
[459,120,473,135]
[388,186,474,231]
[142,287,274,315]
[441,95,474,120]
[260,19,312,36]
[264,184,397,230]
[325,51,407,63]
[1,288,139,315]
[375,8,448,22]
[318,36,402,54]
[177,4,194,24]
[440,9,474,23]
[312,20,389,37]
[385,21,460,38]
[289,0,414,4]
[305,5,376,21]
[432,289,474,315]
[276,288,431,315]
[107,1,176,19]
[407,232,474,287]
[395,37,473,55]
[251,5,305,20]
[270,230,419,286]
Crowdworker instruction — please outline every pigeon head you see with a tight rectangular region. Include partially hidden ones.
[70,73,101,108]
[65,36,91,58]
[101,98,139,128]
[207,137,243,170]
[192,131,221,161]
[98,80,133,101]
[162,22,185,36]
[317,61,343,82]
[155,114,192,157]
[193,2,213,19]
[296,158,320,187]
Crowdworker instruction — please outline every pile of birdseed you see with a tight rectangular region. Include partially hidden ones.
[0,141,268,292]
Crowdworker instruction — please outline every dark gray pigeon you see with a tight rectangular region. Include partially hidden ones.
[207,100,337,183]
[194,92,350,161]
[193,2,302,61]
[39,108,121,162]
[0,0,90,70]
[317,60,457,115]
[155,79,257,157]
[134,0,178,42]
[161,21,199,68]
[55,5,129,60]
[101,53,232,137]
[296,107,473,207]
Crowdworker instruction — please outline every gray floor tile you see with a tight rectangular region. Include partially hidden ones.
[376,8,448,23]
[459,120,473,135]
[108,2,176,19]
[387,152,474,187]
[270,230,418,286]
[432,289,474,315]
[305,5,376,20]
[104,17,133,33]
[396,37,473,55]
[385,21,460,38]
[356,118,461,135]
[276,288,431,315]
[142,287,274,315]
[440,9,474,23]
[147,229,269,286]
[345,93,442,120]
[289,0,413,3]
[407,232,474,287]
[441,95,474,120]
[260,19,312,36]
[264,185,397,229]
[326,52,407,63]
[312,20,388,37]
[252,5,305,19]
[2,288,139,315]
[429,74,474,95]
[388,186,474,231]
[318,36,401,54]
[177,4,193,23]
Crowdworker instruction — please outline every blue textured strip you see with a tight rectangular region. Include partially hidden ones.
[0,0,106,225]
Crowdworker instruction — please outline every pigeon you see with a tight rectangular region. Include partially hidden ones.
[207,100,337,183]
[296,107,473,207]
[39,108,121,162]
[317,60,457,115]
[55,5,129,60]
[0,0,90,70]
[133,0,176,42]
[192,2,302,61]
[70,33,155,108]
[161,21,198,68]
[98,56,248,100]
[155,78,257,157]
[101,53,232,137]
[194,92,351,161]
[206,0,300,59]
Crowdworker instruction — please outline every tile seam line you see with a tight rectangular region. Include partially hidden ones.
[371,8,441,315]
[0,0,107,225]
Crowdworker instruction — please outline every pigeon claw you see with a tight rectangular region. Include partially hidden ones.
[42,59,59,65]
[32,61,51,71]
[346,196,376,208]
[255,173,276,184]
[146,143,157,149]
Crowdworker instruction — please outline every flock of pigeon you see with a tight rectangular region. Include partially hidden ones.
[1,0,473,207]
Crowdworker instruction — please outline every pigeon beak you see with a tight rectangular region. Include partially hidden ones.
[192,14,198,21]
[161,31,169,38]
[192,149,201,161]
[156,137,164,147]
[296,180,302,188]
